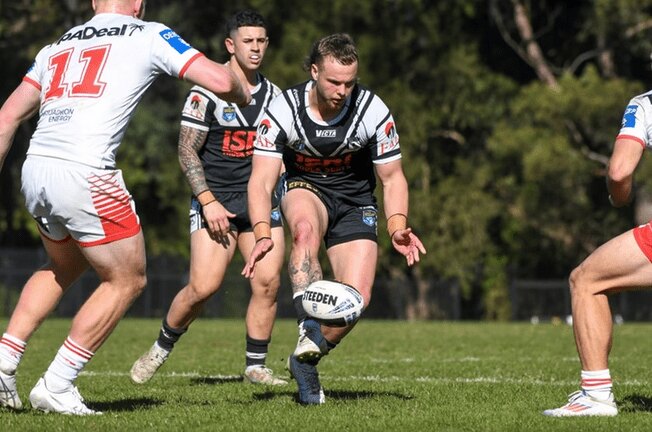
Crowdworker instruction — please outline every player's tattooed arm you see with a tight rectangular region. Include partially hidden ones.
[178,125,210,196]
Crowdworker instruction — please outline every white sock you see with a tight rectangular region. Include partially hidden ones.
[0,333,27,372]
[43,337,94,392]
[581,369,613,401]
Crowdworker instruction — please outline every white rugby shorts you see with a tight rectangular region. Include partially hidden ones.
[21,155,141,247]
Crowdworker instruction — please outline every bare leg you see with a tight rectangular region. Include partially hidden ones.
[322,239,377,343]
[569,230,652,370]
[69,231,147,351]
[240,227,284,340]
[6,236,88,342]
[166,229,236,329]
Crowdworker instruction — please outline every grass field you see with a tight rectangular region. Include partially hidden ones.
[1,318,652,431]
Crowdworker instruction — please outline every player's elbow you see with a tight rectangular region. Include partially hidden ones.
[607,163,632,184]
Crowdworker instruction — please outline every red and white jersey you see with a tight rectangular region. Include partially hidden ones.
[616,90,652,148]
[23,13,203,169]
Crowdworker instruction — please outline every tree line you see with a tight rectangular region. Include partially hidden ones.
[2,0,652,319]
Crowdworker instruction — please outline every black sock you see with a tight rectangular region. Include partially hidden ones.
[326,339,338,353]
[245,335,270,367]
[293,294,308,323]
[156,319,187,351]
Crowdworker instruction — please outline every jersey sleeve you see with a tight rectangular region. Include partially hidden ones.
[253,94,290,159]
[616,96,651,148]
[149,24,203,79]
[23,45,50,91]
[368,95,401,164]
[180,86,216,131]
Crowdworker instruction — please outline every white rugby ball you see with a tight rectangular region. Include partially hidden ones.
[302,280,364,327]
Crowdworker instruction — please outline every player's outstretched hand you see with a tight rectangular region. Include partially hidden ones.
[391,228,426,266]
[242,238,274,279]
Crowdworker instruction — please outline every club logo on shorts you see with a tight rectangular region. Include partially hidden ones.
[362,208,377,227]
[271,208,281,221]
[222,107,236,122]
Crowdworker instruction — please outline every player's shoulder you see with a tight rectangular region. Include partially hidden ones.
[186,84,221,104]
[353,84,391,118]
[259,74,283,97]
[628,89,652,108]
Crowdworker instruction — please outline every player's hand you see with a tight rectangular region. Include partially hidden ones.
[391,228,426,266]
[241,238,274,279]
[202,201,236,245]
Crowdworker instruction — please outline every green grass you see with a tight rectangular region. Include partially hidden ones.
[2,319,652,431]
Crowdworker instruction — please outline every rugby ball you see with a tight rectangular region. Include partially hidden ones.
[302,280,364,327]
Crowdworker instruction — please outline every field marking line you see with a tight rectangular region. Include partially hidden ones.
[78,370,648,386]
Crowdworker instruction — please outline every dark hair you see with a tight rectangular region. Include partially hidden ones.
[225,10,267,38]
[303,33,358,72]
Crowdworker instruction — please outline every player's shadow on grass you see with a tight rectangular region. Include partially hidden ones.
[253,390,414,403]
[190,376,244,385]
[619,394,652,413]
[91,397,163,412]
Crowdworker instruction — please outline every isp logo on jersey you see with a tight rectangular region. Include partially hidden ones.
[159,28,191,54]
[622,105,638,128]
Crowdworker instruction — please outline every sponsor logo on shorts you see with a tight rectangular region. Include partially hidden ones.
[159,29,191,54]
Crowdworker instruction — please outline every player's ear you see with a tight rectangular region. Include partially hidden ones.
[310,63,319,81]
[135,0,146,19]
[225,37,236,55]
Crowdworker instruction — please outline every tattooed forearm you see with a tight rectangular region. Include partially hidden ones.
[178,125,210,196]
[288,250,323,294]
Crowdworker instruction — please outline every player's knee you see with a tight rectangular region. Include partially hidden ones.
[131,273,147,297]
[292,220,319,248]
[187,281,219,301]
[251,276,281,299]
[569,264,590,298]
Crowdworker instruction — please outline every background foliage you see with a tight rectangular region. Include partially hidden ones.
[3,0,652,319]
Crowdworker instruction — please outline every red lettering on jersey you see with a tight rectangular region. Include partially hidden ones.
[222,130,257,158]
[72,45,110,98]
[295,153,353,173]
[44,45,111,102]
[44,49,73,100]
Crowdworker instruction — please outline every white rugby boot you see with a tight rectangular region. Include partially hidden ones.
[130,343,170,384]
[543,390,618,417]
[244,365,288,385]
[29,377,101,415]
[293,319,328,363]
[0,358,22,410]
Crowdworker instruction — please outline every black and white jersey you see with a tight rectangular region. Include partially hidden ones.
[254,80,401,204]
[180,73,280,191]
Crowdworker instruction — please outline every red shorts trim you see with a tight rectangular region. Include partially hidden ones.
[78,224,141,248]
[633,223,652,263]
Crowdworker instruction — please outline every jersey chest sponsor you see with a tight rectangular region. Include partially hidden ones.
[293,152,353,173]
[222,130,256,158]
